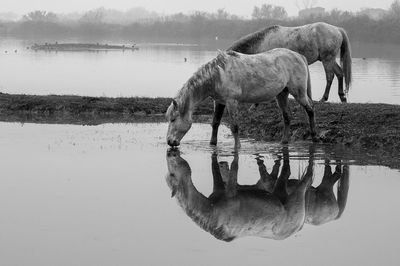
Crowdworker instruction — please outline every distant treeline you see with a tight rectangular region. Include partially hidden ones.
[1,2,400,44]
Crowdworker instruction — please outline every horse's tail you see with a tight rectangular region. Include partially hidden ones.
[339,28,352,92]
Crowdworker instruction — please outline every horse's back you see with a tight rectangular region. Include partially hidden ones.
[231,22,343,64]
[276,23,342,63]
[261,48,309,84]
[217,49,308,103]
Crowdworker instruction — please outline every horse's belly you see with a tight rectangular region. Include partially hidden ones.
[239,84,283,103]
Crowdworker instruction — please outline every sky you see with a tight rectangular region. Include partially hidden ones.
[1,0,396,17]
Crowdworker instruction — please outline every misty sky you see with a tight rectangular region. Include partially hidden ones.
[2,0,395,17]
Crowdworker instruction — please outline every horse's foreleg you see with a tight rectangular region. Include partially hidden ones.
[320,61,335,102]
[210,102,225,145]
[333,62,346,102]
[226,100,241,149]
[276,90,291,144]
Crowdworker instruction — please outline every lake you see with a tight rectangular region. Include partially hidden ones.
[0,122,399,266]
[0,38,399,265]
[0,39,399,104]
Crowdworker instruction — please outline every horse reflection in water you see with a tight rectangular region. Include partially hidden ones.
[165,148,349,242]
[288,158,349,225]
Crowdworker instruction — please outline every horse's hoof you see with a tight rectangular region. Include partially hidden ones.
[210,140,217,146]
[340,98,347,103]
[281,139,289,144]
[319,97,328,102]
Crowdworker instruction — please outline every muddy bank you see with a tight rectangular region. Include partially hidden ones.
[236,100,400,156]
[0,93,213,125]
[0,92,399,156]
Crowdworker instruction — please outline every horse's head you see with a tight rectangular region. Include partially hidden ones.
[165,99,192,147]
[166,148,191,197]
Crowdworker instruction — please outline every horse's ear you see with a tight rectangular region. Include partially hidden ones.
[171,188,177,198]
[172,99,178,109]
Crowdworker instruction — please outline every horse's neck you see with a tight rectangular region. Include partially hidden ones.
[176,177,212,215]
[179,84,211,117]
[179,58,221,115]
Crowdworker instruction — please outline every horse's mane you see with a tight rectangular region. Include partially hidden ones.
[228,25,280,53]
[176,53,228,111]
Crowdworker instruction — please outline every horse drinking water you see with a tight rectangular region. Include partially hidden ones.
[166,48,317,148]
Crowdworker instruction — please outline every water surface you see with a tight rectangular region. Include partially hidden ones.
[0,122,399,266]
[0,39,399,104]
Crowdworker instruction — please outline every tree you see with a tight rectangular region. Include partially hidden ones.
[295,0,318,11]
[271,6,288,19]
[79,8,105,24]
[22,10,58,22]
[389,0,400,19]
[252,4,288,20]
[215,8,229,20]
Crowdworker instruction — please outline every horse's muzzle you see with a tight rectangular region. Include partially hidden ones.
[167,139,180,147]
[167,147,180,157]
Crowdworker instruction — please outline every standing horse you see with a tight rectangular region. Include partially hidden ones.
[209,22,352,145]
[166,48,317,148]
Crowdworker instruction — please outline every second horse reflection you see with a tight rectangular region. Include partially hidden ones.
[166,148,349,242]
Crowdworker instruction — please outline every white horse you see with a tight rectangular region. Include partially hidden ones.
[229,22,352,102]
[166,48,317,148]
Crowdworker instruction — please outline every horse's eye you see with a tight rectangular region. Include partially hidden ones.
[171,118,176,122]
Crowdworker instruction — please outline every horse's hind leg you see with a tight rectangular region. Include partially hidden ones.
[273,147,290,202]
[226,100,241,149]
[318,159,341,190]
[320,61,335,102]
[278,152,313,236]
[255,157,279,192]
[210,102,225,145]
[333,62,347,102]
[295,93,318,142]
[276,89,291,144]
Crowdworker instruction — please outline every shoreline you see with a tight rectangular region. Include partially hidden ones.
[1,92,399,159]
